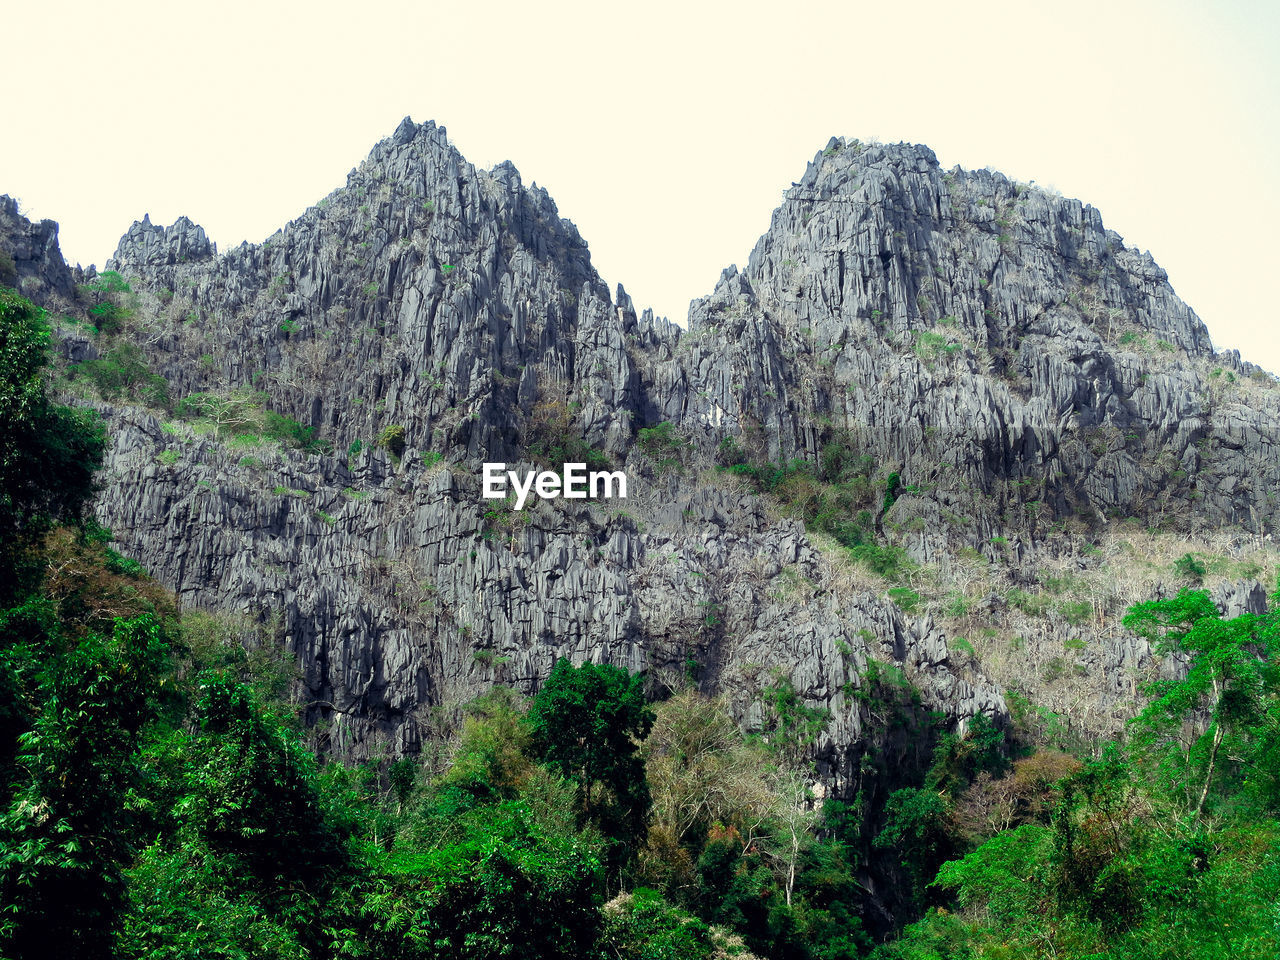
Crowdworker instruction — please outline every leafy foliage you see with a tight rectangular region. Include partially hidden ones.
[636,421,688,472]
[526,398,610,471]
[1124,588,1280,816]
[333,799,602,960]
[873,788,952,907]
[176,388,328,453]
[0,288,105,602]
[0,615,168,958]
[376,423,405,459]
[527,660,655,873]
[722,446,912,580]
[182,676,346,885]
[598,888,716,959]
[1174,551,1207,583]
[878,588,1280,959]
[68,342,169,406]
[78,271,136,334]
[762,672,830,769]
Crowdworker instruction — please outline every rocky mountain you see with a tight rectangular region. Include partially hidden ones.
[0,194,82,304]
[5,118,1278,798]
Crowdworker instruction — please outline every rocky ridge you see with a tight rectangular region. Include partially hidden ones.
[6,119,1278,796]
[660,137,1276,536]
[0,195,81,305]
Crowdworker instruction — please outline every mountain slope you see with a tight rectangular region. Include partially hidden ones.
[662,137,1275,535]
[5,119,1277,789]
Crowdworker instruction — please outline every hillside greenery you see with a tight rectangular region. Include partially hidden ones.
[716,431,914,581]
[57,274,330,455]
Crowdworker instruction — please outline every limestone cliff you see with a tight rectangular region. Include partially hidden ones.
[7,119,1277,796]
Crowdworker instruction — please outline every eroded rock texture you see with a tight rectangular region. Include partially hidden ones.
[0,195,79,305]
[663,138,1276,536]
[7,120,1277,793]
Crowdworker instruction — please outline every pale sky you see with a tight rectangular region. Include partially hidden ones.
[5,0,1278,372]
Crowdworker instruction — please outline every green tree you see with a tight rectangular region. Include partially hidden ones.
[331,793,602,960]
[116,676,348,958]
[1124,588,1280,816]
[0,289,105,603]
[527,659,655,874]
[68,342,168,406]
[873,787,952,906]
[0,615,168,959]
[182,675,346,886]
[435,688,536,813]
[762,672,829,770]
[924,712,1006,797]
[644,688,773,845]
[597,887,715,960]
[875,594,1280,959]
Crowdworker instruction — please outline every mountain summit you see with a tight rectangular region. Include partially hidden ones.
[4,118,1276,788]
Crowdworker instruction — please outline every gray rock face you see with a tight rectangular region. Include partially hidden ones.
[1212,579,1270,620]
[93,400,999,791]
[6,121,1276,794]
[103,119,638,467]
[660,139,1278,541]
[0,195,77,304]
[107,214,215,269]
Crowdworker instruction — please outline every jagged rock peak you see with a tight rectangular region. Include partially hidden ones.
[109,213,215,271]
[357,116,453,172]
[344,116,583,247]
[661,134,1277,533]
[718,135,1214,357]
[390,115,420,145]
[60,122,1280,774]
[0,194,76,303]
